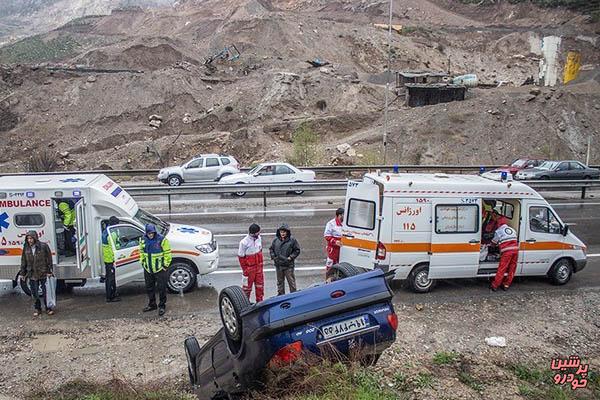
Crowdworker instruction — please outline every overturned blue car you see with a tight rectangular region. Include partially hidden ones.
[184,264,398,400]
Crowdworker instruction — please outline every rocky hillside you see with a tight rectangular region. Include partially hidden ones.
[0,0,599,172]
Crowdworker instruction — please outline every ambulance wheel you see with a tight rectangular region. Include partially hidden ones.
[167,262,197,293]
[408,264,436,293]
[548,259,573,285]
[184,336,201,385]
[219,286,251,343]
[168,175,183,186]
[326,262,366,281]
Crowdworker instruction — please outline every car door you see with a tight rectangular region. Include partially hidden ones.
[521,204,565,275]
[204,157,222,180]
[569,162,586,179]
[273,164,295,183]
[110,224,145,285]
[428,199,481,279]
[182,158,204,182]
[553,162,570,179]
[252,166,275,183]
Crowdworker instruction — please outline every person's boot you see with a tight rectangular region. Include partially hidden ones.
[158,307,166,316]
[143,304,157,312]
[107,297,121,303]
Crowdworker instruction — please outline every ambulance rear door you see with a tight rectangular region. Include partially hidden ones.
[75,199,90,272]
[340,180,381,269]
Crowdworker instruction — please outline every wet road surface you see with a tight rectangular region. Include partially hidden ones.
[1,193,599,322]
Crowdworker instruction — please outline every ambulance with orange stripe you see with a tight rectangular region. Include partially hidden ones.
[339,172,587,292]
[0,174,218,294]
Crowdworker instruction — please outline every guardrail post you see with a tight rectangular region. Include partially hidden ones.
[263,191,267,208]
[581,186,587,200]
[168,194,172,214]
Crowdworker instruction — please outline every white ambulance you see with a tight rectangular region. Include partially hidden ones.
[0,174,218,294]
[339,172,587,292]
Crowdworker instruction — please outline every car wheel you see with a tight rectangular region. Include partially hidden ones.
[184,336,201,385]
[218,172,232,181]
[407,264,436,293]
[548,258,573,285]
[293,180,304,195]
[584,175,592,180]
[219,286,251,342]
[167,262,197,293]
[326,262,367,281]
[168,175,183,186]
[540,175,549,180]
[233,182,246,197]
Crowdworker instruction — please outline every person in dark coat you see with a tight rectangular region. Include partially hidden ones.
[269,223,301,295]
[19,231,54,316]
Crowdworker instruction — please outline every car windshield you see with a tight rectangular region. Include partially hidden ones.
[539,161,559,170]
[511,159,527,167]
[247,164,264,175]
[134,209,170,236]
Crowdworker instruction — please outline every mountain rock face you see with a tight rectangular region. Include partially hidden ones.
[0,0,176,46]
[0,0,599,172]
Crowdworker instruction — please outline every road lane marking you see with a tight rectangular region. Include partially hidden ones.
[156,208,337,217]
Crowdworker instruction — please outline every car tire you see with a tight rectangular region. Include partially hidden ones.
[184,336,201,385]
[407,264,436,293]
[293,180,304,195]
[584,175,592,180]
[233,183,246,197]
[168,175,183,186]
[167,262,197,293]
[540,175,549,180]
[548,258,573,285]
[219,286,251,343]
[326,262,367,281]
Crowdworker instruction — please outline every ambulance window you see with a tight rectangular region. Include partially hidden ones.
[435,205,479,234]
[108,225,143,249]
[14,213,45,228]
[494,201,514,219]
[347,199,376,230]
[529,207,561,234]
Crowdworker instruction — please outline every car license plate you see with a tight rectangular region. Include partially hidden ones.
[321,315,369,340]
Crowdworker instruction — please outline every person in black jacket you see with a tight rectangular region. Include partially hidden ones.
[269,223,301,295]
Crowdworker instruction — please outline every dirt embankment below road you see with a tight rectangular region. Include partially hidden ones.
[0,286,598,399]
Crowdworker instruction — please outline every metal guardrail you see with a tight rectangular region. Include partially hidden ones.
[126,179,600,213]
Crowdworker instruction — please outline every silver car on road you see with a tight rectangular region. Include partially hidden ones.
[158,154,240,186]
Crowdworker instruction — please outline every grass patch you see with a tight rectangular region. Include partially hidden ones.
[0,34,80,63]
[262,360,399,400]
[458,371,484,392]
[26,378,193,400]
[414,372,434,389]
[286,122,322,167]
[432,351,459,365]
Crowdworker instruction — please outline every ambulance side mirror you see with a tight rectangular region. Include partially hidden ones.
[561,224,569,237]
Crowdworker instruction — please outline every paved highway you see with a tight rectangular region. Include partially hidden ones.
[1,192,599,320]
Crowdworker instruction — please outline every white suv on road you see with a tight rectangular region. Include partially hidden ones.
[158,154,240,186]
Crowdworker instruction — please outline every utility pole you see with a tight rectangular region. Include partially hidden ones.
[586,135,591,165]
[383,0,393,164]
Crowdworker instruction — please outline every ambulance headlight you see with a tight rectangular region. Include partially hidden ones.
[196,241,216,254]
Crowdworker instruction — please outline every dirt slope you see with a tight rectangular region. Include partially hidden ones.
[0,0,599,172]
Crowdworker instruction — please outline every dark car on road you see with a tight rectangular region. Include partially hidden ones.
[515,160,600,180]
[184,264,398,400]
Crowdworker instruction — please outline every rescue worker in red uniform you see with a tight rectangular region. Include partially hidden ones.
[490,216,519,291]
[481,200,498,245]
[238,223,264,302]
[324,208,344,271]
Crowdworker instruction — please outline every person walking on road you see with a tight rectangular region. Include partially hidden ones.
[58,200,76,256]
[238,223,264,302]
[139,224,171,316]
[19,231,54,316]
[102,216,121,303]
[490,216,519,291]
[270,223,301,295]
[324,207,344,271]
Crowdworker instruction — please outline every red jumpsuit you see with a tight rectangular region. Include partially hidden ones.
[491,221,519,290]
[238,234,264,302]
[324,218,343,270]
